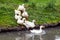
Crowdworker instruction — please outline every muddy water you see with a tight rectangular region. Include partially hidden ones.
[0,27,60,40]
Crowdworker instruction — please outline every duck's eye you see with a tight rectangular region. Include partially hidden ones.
[17,14,19,16]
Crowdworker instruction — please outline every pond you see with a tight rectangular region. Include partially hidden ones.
[0,27,60,40]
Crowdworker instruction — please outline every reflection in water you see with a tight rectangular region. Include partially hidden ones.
[55,35,60,40]
[25,29,46,40]
[0,28,60,40]
[15,32,45,40]
[15,37,21,40]
[25,33,34,40]
[40,35,43,40]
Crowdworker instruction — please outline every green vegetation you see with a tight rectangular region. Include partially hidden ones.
[0,0,60,28]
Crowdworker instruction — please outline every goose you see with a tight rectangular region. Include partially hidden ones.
[17,18,25,25]
[30,25,45,34]
[17,4,25,12]
[14,10,21,15]
[14,14,22,20]
[23,19,35,29]
[22,11,28,20]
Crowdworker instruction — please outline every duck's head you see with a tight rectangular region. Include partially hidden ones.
[15,9,21,14]
[40,25,45,29]
[32,20,36,23]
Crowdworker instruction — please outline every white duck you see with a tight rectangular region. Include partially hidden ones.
[30,25,45,34]
[17,18,25,25]
[23,19,35,28]
[14,10,21,15]
[22,10,28,19]
[14,14,22,20]
[17,4,25,11]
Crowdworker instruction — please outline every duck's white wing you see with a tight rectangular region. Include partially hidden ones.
[27,21,35,27]
[29,23,35,28]
[30,30,36,33]
[23,23,30,28]
[23,21,35,28]
[17,19,24,24]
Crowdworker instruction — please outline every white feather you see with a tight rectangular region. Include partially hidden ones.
[17,4,25,11]
[17,18,25,24]
[23,20,35,28]
[22,11,28,17]
[30,26,46,34]
[14,15,22,20]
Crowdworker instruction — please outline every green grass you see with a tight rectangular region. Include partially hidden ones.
[0,0,60,28]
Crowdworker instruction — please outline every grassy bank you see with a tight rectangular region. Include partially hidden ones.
[0,0,60,28]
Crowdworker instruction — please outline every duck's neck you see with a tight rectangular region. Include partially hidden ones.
[40,27,42,30]
[32,20,35,23]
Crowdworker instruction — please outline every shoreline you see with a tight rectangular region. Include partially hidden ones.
[0,22,60,33]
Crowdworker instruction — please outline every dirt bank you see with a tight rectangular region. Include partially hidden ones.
[0,22,60,33]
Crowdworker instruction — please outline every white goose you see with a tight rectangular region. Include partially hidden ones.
[17,18,25,25]
[23,19,35,28]
[22,11,28,19]
[17,4,25,11]
[30,25,45,34]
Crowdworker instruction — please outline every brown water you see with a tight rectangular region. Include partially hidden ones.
[0,28,60,40]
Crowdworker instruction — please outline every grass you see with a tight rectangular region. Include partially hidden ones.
[0,0,60,28]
